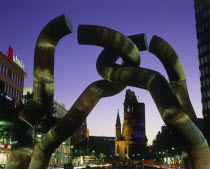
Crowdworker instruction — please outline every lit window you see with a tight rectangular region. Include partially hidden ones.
[127,106,131,112]
[16,76,18,85]
[207,90,210,97]
[2,65,5,75]
[15,90,17,98]
[10,87,12,96]
[7,85,10,95]
[4,83,7,93]
[13,89,15,97]
[14,74,17,82]
[5,67,8,77]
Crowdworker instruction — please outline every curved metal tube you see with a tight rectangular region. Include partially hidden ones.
[97,57,210,169]
[19,14,73,127]
[29,80,125,169]
[6,15,73,169]
[28,28,145,169]
[149,35,197,122]
[78,25,141,67]
[78,25,210,168]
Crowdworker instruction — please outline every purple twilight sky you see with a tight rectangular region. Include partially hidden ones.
[0,0,201,145]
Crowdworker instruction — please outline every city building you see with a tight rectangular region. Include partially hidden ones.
[194,0,210,142]
[0,48,26,165]
[71,120,87,146]
[70,120,87,165]
[0,51,26,104]
[88,136,115,157]
[115,89,147,160]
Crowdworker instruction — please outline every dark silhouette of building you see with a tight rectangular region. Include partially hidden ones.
[71,120,87,145]
[115,89,147,160]
[71,120,87,157]
[194,0,210,142]
[88,136,115,157]
[0,51,26,104]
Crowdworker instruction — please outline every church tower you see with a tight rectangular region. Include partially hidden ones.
[122,89,137,139]
[115,89,147,160]
[115,109,121,140]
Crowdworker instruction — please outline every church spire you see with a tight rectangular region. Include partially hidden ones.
[116,109,120,123]
[116,109,121,139]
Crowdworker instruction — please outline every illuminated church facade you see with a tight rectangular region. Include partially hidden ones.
[115,89,147,160]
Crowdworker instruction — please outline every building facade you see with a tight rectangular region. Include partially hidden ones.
[69,120,87,166]
[0,51,26,104]
[71,120,87,146]
[89,136,115,157]
[115,89,147,160]
[194,0,210,142]
[0,50,26,165]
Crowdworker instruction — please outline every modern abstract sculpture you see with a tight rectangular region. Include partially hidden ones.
[78,25,210,169]
[4,15,210,169]
[6,14,73,169]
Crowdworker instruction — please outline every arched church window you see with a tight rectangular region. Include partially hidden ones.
[117,145,120,154]
[127,106,131,112]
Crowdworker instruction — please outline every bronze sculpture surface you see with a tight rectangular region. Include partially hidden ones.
[4,15,210,169]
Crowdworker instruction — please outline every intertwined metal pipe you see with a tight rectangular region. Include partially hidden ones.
[78,25,210,169]
[28,25,147,168]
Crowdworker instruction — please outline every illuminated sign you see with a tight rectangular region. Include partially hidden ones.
[13,55,25,69]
